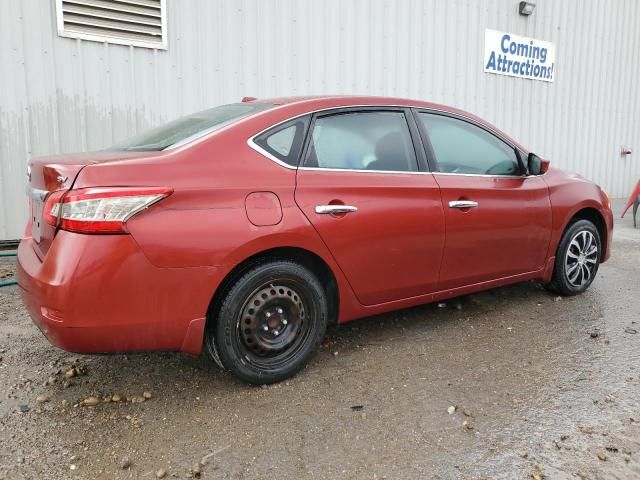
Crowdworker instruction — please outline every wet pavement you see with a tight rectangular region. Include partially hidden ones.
[0,202,638,479]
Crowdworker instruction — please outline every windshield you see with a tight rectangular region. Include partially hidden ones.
[110,102,273,151]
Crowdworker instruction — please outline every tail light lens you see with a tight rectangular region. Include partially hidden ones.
[46,187,172,233]
[42,190,66,226]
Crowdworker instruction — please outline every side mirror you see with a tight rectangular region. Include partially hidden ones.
[527,153,550,175]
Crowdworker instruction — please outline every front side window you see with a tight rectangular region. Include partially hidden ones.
[417,113,520,175]
[253,116,310,167]
[111,102,273,152]
[304,111,418,172]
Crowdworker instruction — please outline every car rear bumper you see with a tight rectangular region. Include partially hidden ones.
[17,231,223,355]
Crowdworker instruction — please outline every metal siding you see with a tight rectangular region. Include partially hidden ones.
[1,0,639,239]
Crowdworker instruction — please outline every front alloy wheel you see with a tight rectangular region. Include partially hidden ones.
[547,219,602,296]
[564,230,598,288]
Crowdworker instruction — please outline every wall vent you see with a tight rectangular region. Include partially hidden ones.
[55,0,167,49]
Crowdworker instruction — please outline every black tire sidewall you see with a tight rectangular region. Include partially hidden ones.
[552,219,601,296]
[213,261,328,384]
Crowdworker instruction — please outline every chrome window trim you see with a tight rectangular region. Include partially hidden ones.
[295,168,527,178]
[432,172,527,179]
[247,104,523,175]
[248,140,297,170]
[298,166,432,175]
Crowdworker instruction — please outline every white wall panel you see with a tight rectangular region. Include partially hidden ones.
[1,0,639,239]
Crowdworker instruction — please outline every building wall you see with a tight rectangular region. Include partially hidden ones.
[1,0,639,240]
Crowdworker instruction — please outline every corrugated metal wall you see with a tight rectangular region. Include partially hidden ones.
[1,0,639,240]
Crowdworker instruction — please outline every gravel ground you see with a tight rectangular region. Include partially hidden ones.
[0,203,639,480]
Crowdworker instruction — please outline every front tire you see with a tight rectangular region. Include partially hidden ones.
[546,219,601,296]
[207,260,328,384]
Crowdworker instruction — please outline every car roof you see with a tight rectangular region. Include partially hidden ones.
[253,94,456,111]
[248,95,528,153]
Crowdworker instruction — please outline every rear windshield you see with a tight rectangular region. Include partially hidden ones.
[110,102,273,151]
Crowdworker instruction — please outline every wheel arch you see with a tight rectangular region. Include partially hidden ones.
[564,207,607,261]
[205,246,340,333]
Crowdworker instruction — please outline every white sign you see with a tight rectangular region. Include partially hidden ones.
[484,29,556,82]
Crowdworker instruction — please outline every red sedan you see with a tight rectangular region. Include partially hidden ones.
[17,96,613,384]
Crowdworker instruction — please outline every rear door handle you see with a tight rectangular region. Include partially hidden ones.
[315,205,358,214]
[448,200,478,209]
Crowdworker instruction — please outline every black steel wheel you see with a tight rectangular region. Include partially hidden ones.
[207,260,328,384]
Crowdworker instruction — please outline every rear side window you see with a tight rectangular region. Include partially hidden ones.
[111,102,273,152]
[304,111,418,172]
[417,113,520,175]
[253,116,310,167]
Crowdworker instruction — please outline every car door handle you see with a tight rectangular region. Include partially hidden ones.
[448,200,479,209]
[315,205,358,214]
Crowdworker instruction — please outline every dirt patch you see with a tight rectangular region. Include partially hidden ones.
[0,260,15,280]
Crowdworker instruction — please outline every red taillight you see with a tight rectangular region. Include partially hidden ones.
[45,187,172,234]
[42,190,66,226]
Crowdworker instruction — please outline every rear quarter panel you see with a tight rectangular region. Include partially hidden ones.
[74,120,301,268]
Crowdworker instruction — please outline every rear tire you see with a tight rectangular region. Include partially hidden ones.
[206,260,328,384]
[546,219,601,296]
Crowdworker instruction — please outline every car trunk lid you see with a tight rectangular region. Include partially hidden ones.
[26,151,159,258]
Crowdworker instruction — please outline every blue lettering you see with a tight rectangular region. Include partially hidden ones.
[500,34,511,54]
[540,48,548,63]
[485,51,497,70]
